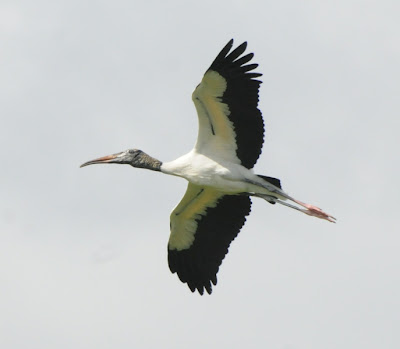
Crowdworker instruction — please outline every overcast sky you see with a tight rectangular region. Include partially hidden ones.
[1,1,399,348]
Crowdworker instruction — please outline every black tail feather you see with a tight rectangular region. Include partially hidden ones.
[256,175,282,205]
[257,175,282,189]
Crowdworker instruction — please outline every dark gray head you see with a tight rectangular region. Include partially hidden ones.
[80,149,162,171]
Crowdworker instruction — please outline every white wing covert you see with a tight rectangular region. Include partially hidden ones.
[168,183,251,295]
[192,39,264,169]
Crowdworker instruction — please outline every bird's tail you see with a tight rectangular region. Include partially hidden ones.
[256,175,282,204]
[256,175,282,189]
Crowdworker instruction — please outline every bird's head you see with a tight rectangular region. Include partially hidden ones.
[80,149,161,171]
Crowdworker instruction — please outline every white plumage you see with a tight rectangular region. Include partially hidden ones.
[81,39,335,295]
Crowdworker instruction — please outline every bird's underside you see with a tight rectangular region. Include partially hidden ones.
[80,39,336,296]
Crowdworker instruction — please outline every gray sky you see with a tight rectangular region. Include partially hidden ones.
[1,1,399,348]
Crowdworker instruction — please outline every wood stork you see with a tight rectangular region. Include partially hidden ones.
[81,39,335,295]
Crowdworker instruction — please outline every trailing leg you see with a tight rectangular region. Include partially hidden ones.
[246,177,336,223]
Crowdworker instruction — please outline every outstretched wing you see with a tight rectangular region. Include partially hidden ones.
[168,183,252,295]
[192,39,264,169]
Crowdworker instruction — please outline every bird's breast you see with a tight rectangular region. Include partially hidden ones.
[161,152,249,193]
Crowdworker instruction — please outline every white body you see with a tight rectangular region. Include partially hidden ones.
[162,150,282,197]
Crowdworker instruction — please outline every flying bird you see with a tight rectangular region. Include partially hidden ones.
[81,39,336,295]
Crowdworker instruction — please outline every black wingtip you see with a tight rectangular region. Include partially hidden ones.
[208,39,261,80]
[214,39,234,63]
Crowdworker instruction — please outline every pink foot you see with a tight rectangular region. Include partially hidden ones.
[294,200,336,223]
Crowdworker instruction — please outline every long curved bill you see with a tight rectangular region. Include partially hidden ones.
[80,153,123,168]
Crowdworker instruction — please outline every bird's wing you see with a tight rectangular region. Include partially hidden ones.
[168,183,252,295]
[192,39,264,169]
